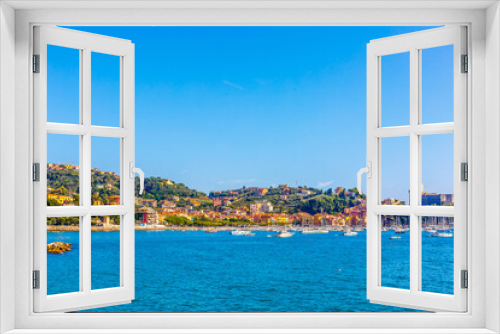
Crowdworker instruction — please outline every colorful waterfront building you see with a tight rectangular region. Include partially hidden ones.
[47,193,72,205]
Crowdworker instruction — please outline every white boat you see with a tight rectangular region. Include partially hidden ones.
[433,231,453,238]
[275,231,294,238]
[302,230,329,234]
[231,230,254,236]
[343,230,358,236]
[432,218,453,237]
[390,235,401,239]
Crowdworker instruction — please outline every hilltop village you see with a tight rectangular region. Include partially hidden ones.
[46,164,453,229]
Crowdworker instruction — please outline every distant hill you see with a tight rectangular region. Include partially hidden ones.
[46,164,206,205]
[46,164,365,215]
[209,185,365,215]
[139,177,207,201]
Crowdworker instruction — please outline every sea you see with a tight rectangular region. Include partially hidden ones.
[46,230,454,313]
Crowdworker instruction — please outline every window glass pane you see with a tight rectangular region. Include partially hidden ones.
[47,134,80,207]
[91,52,120,127]
[421,216,454,295]
[381,215,410,290]
[421,133,454,206]
[381,52,410,127]
[421,45,454,124]
[381,136,409,205]
[91,137,121,206]
[47,216,80,295]
[91,216,121,290]
[47,45,80,124]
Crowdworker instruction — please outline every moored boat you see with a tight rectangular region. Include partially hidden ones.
[231,230,254,236]
[275,231,294,238]
[433,231,453,238]
[302,230,328,234]
[342,230,358,236]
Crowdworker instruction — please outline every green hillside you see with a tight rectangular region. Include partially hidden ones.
[46,164,365,215]
[47,164,206,206]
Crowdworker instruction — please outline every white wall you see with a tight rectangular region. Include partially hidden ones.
[0,2,16,333]
[4,4,494,332]
[486,2,500,333]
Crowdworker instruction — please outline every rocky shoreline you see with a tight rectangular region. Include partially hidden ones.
[47,241,72,254]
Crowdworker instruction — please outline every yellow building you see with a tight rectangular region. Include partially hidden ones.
[47,193,72,205]
[92,198,104,206]
[276,215,289,223]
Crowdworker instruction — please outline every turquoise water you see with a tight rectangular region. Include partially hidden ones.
[47,230,453,312]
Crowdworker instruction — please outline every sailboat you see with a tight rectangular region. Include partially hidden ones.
[394,228,407,234]
[431,217,453,238]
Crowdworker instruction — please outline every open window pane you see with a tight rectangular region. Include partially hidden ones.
[381,136,410,205]
[47,133,80,207]
[367,26,466,312]
[91,137,121,206]
[35,25,135,314]
[381,215,410,290]
[421,133,454,206]
[47,216,80,295]
[421,45,454,124]
[91,52,121,127]
[381,52,410,127]
[421,216,454,295]
[47,45,80,124]
[91,216,121,290]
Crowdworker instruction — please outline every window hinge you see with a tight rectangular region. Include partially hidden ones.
[33,163,40,182]
[461,162,468,182]
[33,270,40,289]
[461,270,468,289]
[33,54,40,73]
[461,54,468,73]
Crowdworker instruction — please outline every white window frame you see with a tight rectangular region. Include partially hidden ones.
[366,26,467,312]
[1,2,499,333]
[33,26,136,313]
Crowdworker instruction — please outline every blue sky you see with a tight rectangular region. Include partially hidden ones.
[47,26,454,201]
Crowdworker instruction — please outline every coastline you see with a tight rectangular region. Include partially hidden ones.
[46,225,353,232]
[46,225,454,233]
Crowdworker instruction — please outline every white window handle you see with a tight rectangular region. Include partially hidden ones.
[129,162,145,195]
[357,162,372,195]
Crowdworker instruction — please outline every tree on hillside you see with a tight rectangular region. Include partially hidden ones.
[57,186,68,195]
